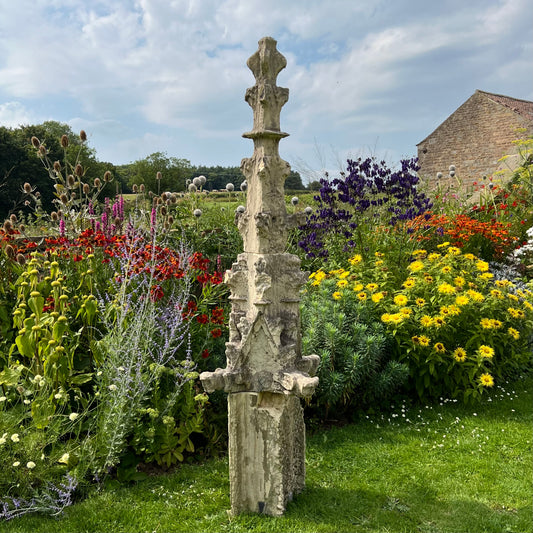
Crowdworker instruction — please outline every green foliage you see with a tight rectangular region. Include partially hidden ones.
[126,151,193,194]
[301,280,409,419]
[130,367,208,468]
[0,122,120,219]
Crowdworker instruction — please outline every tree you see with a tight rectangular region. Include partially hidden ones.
[285,170,304,190]
[0,122,118,219]
[128,152,193,193]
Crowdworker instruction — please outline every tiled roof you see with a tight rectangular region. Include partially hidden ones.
[478,90,533,120]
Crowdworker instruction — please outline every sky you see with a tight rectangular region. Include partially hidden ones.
[0,0,532,184]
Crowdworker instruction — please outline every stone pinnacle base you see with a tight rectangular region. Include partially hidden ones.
[228,391,305,516]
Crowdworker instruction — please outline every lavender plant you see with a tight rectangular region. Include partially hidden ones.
[298,157,432,265]
[85,224,206,477]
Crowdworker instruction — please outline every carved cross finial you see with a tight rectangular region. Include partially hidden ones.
[247,36,286,85]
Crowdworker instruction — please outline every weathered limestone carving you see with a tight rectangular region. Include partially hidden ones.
[199,36,319,516]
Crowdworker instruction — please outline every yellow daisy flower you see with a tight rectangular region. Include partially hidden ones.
[447,246,461,255]
[427,253,441,262]
[455,295,469,306]
[418,335,430,347]
[453,347,467,362]
[490,289,503,299]
[476,260,489,272]
[495,279,510,288]
[434,342,446,353]
[508,327,520,340]
[447,304,461,316]
[467,290,484,302]
[420,315,433,327]
[366,283,379,292]
[408,261,424,272]
[441,266,452,274]
[371,292,385,303]
[402,278,416,289]
[357,292,367,301]
[415,298,426,307]
[388,313,404,325]
[332,292,342,300]
[454,276,466,287]
[438,282,456,295]
[478,345,494,358]
[480,318,492,329]
[394,294,408,306]
[463,253,476,260]
[479,373,494,387]
[348,254,363,266]
[353,283,364,292]
[433,316,446,328]
[337,279,348,288]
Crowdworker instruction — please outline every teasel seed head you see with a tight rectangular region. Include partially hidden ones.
[168,215,174,224]
[79,130,87,142]
[61,135,69,148]
[103,170,112,182]
[53,160,61,173]
[75,164,83,177]
[10,214,17,223]
[18,224,25,233]
[51,211,59,221]
[161,205,167,216]
[156,171,162,180]
[3,219,13,231]
[67,174,76,187]
[140,184,145,193]
[93,177,101,188]
[5,244,15,259]
[23,182,32,194]
[17,253,26,265]
[38,145,47,156]
[60,193,69,205]
[83,183,90,195]
[132,184,138,193]
[31,136,40,149]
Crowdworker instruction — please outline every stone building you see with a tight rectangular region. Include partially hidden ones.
[417,90,533,188]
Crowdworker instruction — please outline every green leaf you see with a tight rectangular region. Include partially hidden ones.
[69,372,94,385]
[15,333,34,358]
[0,365,24,387]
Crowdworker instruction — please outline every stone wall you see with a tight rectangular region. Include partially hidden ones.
[417,91,533,189]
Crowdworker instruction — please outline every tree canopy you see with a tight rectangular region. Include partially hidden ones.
[0,122,307,219]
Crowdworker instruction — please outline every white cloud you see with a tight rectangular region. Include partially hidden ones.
[0,102,34,127]
[0,0,531,168]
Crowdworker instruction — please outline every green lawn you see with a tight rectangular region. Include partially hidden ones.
[3,375,532,533]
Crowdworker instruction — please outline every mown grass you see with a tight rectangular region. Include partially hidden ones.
[3,375,532,533]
